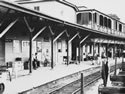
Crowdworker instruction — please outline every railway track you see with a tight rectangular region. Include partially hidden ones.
[49,70,101,94]
[19,63,121,94]
[49,64,121,94]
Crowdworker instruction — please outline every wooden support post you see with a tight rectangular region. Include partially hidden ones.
[0,19,18,38]
[81,44,83,61]
[68,33,79,44]
[114,56,117,75]
[80,34,90,44]
[114,45,117,75]
[98,43,100,56]
[24,17,34,73]
[93,42,95,61]
[99,43,102,57]
[53,30,66,43]
[49,26,54,69]
[32,26,46,41]
[81,73,84,94]
[29,31,32,73]
[79,39,81,64]
[113,45,115,59]
[93,42,95,57]
[106,44,109,61]
[122,53,124,71]
[51,35,54,69]
[67,37,69,65]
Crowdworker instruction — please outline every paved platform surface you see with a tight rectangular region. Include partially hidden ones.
[2,58,122,94]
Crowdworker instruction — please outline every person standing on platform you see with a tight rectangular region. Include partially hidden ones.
[105,61,109,86]
[101,60,109,87]
[32,53,37,69]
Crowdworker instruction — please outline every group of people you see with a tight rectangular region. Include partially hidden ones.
[32,53,40,70]
[32,52,50,69]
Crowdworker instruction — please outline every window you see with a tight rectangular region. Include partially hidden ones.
[22,41,29,53]
[77,13,89,25]
[93,13,97,23]
[114,21,117,30]
[104,17,107,27]
[34,6,40,11]
[119,24,122,32]
[108,19,111,29]
[100,15,103,26]
[13,40,21,53]
[82,13,89,25]
[23,41,29,46]
[77,13,82,24]
[89,12,92,21]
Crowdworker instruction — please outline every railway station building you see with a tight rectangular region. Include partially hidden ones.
[0,0,125,71]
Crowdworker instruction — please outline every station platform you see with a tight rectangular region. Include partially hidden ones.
[3,58,122,94]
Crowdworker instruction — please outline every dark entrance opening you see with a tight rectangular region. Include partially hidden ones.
[72,38,79,61]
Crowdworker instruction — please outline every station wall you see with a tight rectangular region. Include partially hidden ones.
[4,32,71,66]
[20,1,76,23]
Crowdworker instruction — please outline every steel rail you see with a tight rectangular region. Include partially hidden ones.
[49,64,121,94]
[72,75,101,94]
[72,65,120,94]
[49,71,101,94]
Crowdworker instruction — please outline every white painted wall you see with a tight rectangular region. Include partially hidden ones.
[53,41,57,65]
[41,38,51,62]
[5,40,30,63]
[20,1,76,23]
[5,41,13,62]
[53,39,67,65]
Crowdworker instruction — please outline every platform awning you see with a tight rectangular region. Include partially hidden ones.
[0,0,125,40]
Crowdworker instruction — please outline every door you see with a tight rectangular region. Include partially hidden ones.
[57,39,63,64]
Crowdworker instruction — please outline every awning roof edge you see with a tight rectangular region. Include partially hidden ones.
[0,0,125,40]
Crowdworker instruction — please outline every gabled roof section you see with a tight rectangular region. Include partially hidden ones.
[0,0,125,40]
[15,0,79,11]
[58,0,78,11]
[78,8,125,25]
[77,6,88,10]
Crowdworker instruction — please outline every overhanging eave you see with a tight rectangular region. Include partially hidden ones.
[0,0,125,41]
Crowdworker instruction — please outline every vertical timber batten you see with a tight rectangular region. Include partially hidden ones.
[106,43,109,61]
[24,17,34,73]
[114,44,117,75]
[29,30,32,73]
[67,36,69,65]
[78,39,81,63]
[49,26,54,69]
[51,35,54,69]
[93,42,95,58]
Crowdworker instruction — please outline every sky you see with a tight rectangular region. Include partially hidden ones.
[66,0,125,22]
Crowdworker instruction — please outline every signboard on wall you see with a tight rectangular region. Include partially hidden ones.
[5,39,13,42]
